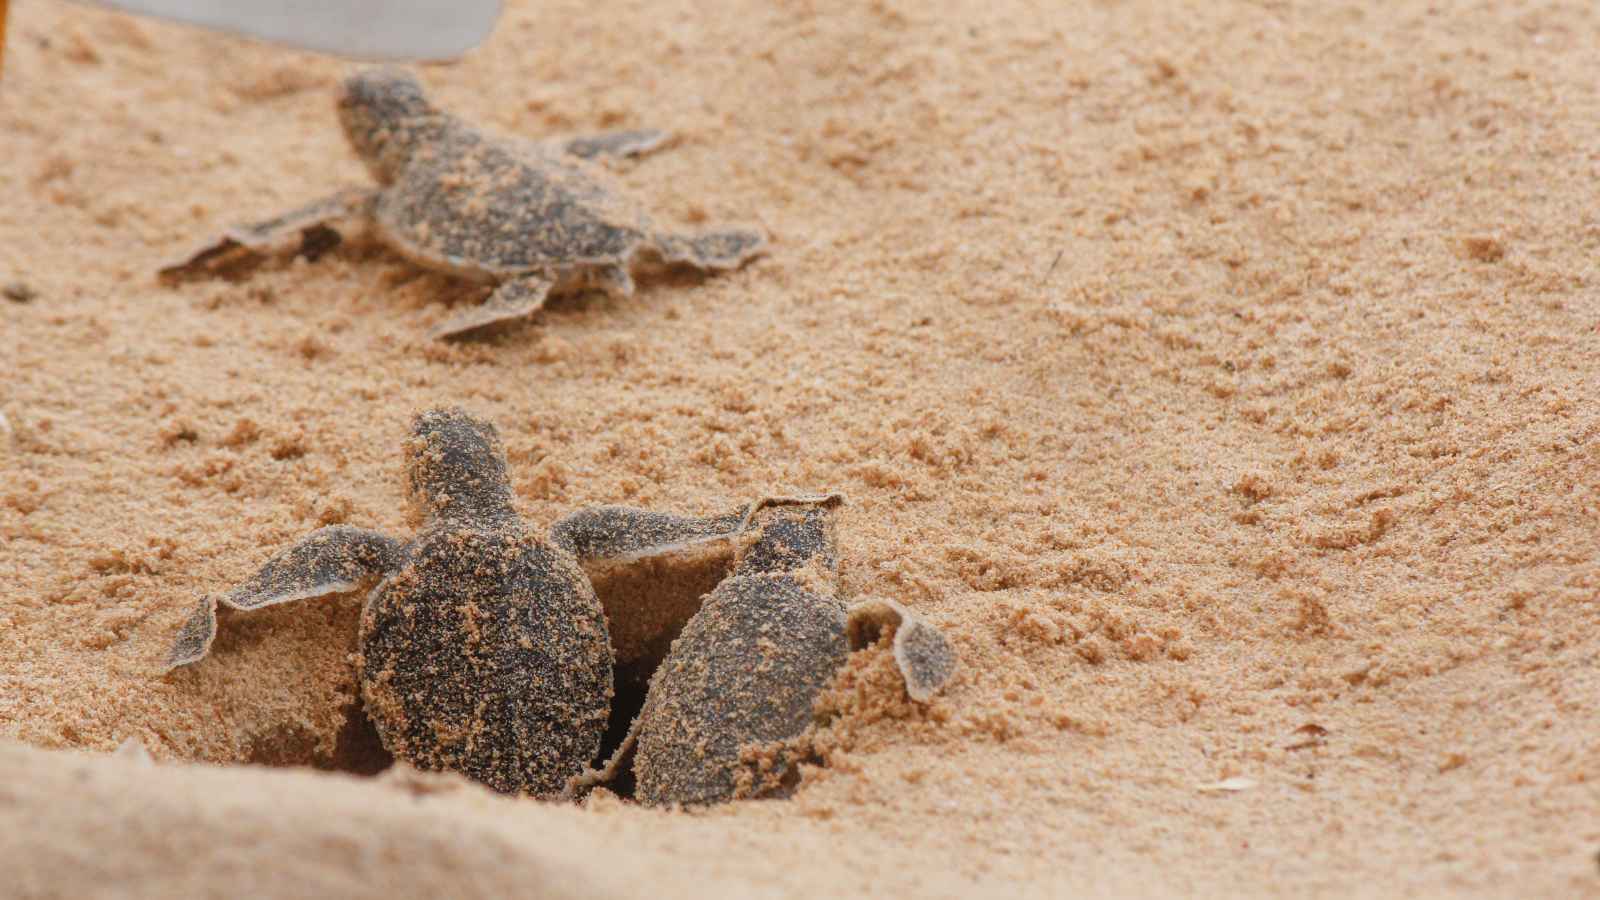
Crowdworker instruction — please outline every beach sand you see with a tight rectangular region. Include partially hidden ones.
[2,0,1598,895]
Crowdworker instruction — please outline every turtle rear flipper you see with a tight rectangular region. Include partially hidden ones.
[431,274,553,340]
[164,525,403,670]
[591,264,635,300]
[653,228,767,271]
[558,129,671,161]
[563,720,639,800]
[157,188,377,282]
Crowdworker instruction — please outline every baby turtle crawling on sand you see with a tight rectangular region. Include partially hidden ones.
[161,69,766,339]
[167,407,754,796]
[581,497,958,807]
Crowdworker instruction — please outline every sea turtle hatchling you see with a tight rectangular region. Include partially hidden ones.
[581,497,958,807]
[160,68,767,339]
[166,406,757,796]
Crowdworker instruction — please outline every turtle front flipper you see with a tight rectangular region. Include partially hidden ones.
[551,505,750,672]
[158,188,378,281]
[652,228,767,271]
[558,129,671,160]
[548,505,748,565]
[164,525,403,670]
[846,598,957,702]
[431,274,553,340]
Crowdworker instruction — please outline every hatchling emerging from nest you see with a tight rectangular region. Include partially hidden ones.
[578,495,958,807]
[160,69,767,339]
[167,408,956,801]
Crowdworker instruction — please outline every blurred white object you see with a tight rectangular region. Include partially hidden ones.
[83,0,501,61]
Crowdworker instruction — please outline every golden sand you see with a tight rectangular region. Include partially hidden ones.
[2,0,1598,895]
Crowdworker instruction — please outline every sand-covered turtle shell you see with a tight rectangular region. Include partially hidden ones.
[631,572,849,806]
[358,525,613,796]
[375,132,653,279]
[599,498,959,807]
[630,503,849,805]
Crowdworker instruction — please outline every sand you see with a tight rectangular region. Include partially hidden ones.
[2,0,1598,895]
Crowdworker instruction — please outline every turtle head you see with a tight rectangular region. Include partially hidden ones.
[403,407,517,525]
[338,68,437,183]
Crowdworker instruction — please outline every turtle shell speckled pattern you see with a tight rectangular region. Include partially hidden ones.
[632,573,848,806]
[376,134,649,278]
[632,502,848,806]
[359,526,611,796]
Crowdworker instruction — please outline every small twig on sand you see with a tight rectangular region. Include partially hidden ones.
[1041,249,1064,286]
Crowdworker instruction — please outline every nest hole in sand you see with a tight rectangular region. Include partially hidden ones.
[584,545,737,798]
[244,701,394,776]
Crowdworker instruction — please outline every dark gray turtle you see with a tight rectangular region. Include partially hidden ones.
[166,407,750,797]
[581,496,958,807]
[160,68,767,339]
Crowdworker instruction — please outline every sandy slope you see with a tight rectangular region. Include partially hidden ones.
[2,0,1598,896]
